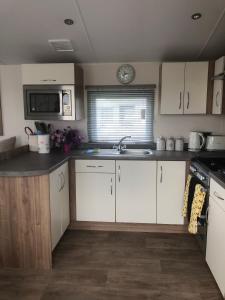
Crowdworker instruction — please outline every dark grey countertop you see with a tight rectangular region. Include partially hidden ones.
[1,149,225,181]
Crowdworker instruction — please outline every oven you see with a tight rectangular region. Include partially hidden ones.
[23,85,75,120]
[189,161,209,254]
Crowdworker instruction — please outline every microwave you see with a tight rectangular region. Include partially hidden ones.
[23,85,75,120]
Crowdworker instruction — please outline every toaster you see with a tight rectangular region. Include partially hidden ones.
[206,135,225,151]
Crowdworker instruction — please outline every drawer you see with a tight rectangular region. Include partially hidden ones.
[210,178,225,212]
[75,160,115,173]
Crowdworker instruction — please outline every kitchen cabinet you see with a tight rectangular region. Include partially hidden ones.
[116,160,157,223]
[160,62,209,114]
[160,63,185,114]
[21,63,75,84]
[50,162,70,250]
[184,62,209,114]
[212,57,225,115]
[75,160,115,222]
[157,161,185,224]
[206,180,225,297]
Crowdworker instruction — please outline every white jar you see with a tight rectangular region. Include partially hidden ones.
[175,137,184,151]
[38,134,50,154]
[156,136,166,151]
[166,137,175,151]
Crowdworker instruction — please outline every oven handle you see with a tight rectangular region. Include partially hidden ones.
[206,207,209,224]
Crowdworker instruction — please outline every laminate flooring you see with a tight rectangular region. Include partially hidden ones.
[0,230,223,300]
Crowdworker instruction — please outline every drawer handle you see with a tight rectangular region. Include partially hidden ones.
[97,165,104,168]
[86,165,96,168]
[213,191,224,201]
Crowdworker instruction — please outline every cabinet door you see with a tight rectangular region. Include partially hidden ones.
[160,63,185,114]
[76,173,115,222]
[157,161,185,225]
[184,62,208,114]
[21,63,75,84]
[116,161,156,223]
[50,167,63,250]
[60,162,70,234]
[206,197,225,297]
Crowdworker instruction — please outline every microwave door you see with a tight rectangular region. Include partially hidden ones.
[26,90,62,119]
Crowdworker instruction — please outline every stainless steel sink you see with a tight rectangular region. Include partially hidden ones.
[85,148,153,156]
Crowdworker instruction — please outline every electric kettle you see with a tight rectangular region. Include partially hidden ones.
[188,131,205,152]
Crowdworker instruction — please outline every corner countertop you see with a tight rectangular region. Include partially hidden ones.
[1,149,225,177]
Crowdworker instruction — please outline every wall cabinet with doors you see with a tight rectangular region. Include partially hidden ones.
[206,178,225,298]
[212,57,225,115]
[75,160,115,222]
[21,63,75,85]
[157,161,185,225]
[21,63,84,120]
[0,161,70,270]
[160,62,209,114]
[116,160,157,223]
[50,162,70,250]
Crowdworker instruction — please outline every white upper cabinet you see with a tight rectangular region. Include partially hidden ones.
[160,62,209,115]
[212,57,225,115]
[160,63,185,114]
[21,63,75,85]
[157,161,185,225]
[184,62,209,114]
[116,160,157,223]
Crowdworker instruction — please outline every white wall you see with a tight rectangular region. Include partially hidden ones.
[0,62,225,147]
[0,65,33,146]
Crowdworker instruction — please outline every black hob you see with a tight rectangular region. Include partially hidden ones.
[195,157,225,173]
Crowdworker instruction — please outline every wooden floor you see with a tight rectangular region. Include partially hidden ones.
[0,230,223,300]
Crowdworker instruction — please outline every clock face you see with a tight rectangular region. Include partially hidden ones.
[117,64,135,84]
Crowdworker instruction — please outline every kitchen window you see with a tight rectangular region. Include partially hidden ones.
[87,86,155,143]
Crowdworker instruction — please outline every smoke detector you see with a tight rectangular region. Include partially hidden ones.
[48,39,74,52]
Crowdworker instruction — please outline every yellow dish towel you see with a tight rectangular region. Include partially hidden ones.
[182,174,192,217]
[188,184,206,234]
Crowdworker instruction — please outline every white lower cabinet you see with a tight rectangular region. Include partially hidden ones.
[75,159,186,226]
[50,162,70,250]
[206,183,225,297]
[75,160,115,222]
[157,161,185,224]
[116,160,157,223]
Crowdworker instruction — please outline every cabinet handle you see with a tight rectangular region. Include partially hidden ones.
[86,165,96,168]
[186,92,190,109]
[215,91,220,107]
[97,165,104,168]
[40,79,57,82]
[118,165,121,182]
[61,172,65,190]
[110,178,113,195]
[179,92,182,109]
[58,173,63,192]
[213,191,224,201]
[160,166,163,183]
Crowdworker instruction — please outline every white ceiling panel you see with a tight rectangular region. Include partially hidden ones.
[0,0,224,63]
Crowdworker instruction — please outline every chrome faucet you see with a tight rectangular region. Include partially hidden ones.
[114,136,132,153]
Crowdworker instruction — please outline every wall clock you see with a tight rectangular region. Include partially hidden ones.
[117,64,135,84]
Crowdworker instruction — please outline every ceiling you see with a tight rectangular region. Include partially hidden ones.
[0,0,225,64]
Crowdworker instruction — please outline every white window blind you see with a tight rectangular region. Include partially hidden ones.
[87,86,155,143]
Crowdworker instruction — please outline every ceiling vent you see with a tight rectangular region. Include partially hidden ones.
[48,39,74,52]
